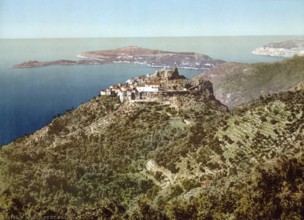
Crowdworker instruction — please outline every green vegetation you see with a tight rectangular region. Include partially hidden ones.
[198,55,304,107]
[0,75,304,219]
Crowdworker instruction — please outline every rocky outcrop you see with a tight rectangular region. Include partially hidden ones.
[13,59,101,68]
[150,68,186,81]
[290,80,304,92]
[161,68,185,80]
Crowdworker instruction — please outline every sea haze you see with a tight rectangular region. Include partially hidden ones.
[1,36,303,145]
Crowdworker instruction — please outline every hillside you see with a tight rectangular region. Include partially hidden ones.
[290,80,304,92]
[195,56,304,108]
[0,72,303,219]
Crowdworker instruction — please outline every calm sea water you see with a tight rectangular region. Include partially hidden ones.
[1,36,303,145]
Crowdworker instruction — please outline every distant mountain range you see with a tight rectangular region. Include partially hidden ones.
[13,46,224,69]
[252,40,304,57]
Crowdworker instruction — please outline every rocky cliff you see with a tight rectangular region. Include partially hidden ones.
[290,80,304,92]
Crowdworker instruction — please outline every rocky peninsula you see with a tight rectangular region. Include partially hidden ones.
[13,59,101,68]
[78,46,224,69]
[13,46,224,69]
[252,40,304,57]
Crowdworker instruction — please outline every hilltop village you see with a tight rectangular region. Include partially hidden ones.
[100,68,206,102]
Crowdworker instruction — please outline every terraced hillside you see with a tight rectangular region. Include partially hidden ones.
[0,80,303,219]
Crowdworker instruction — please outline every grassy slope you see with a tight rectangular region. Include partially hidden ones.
[0,86,304,218]
[196,56,304,108]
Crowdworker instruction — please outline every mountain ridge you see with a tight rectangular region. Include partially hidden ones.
[194,56,304,108]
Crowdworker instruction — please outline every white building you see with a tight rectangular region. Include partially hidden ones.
[136,82,161,92]
[117,91,125,103]
[100,89,113,96]
[136,75,146,84]
[126,78,135,85]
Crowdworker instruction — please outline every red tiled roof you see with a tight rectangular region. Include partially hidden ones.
[124,87,134,91]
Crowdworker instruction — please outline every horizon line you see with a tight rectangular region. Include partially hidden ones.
[1,34,304,40]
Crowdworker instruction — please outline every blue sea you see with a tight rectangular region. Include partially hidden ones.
[1,36,303,145]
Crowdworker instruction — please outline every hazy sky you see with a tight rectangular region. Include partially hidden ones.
[0,0,303,39]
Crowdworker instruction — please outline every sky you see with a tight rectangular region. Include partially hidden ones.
[0,0,303,39]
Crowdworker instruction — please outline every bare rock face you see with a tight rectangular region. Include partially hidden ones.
[163,69,178,80]
[198,80,214,97]
[167,68,187,80]
[290,81,304,92]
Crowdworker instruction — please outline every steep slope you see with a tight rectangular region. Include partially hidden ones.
[0,81,303,219]
[0,80,227,218]
[194,56,304,107]
[290,80,304,92]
